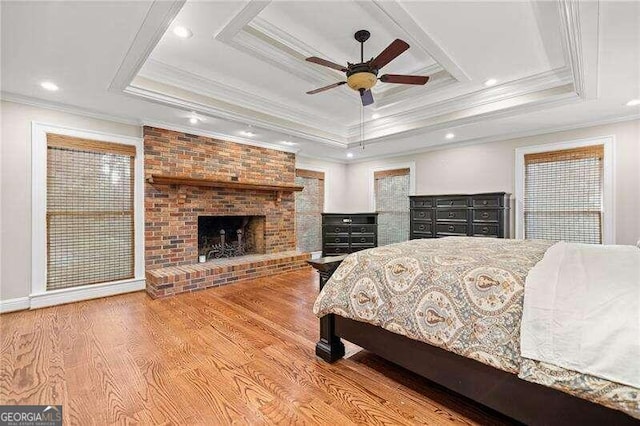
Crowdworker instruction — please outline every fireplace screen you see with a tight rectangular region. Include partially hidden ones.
[198,216,265,260]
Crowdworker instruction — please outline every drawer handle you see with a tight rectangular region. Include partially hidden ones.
[335,247,341,252]
[419,225,425,230]
[482,212,489,218]
[342,218,352,223]
[448,225,455,232]
[360,238,366,243]
[335,237,340,243]
[419,212,425,217]
[482,227,489,233]
[448,212,455,218]
[335,227,340,233]
[482,200,488,205]
[450,201,454,206]
[360,227,366,233]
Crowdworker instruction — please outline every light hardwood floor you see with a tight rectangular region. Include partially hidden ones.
[0,269,513,425]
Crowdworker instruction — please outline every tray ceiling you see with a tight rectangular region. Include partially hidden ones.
[2,0,638,161]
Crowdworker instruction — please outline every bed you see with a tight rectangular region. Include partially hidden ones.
[309,237,640,425]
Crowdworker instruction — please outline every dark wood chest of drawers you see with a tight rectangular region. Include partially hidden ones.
[409,193,510,239]
[322,213,378,256]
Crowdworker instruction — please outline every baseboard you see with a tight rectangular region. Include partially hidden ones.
[0,297,31,314]
[1,279,146,313]
[29,278,146,309]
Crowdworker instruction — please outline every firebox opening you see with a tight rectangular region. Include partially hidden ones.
[198,215,266,260]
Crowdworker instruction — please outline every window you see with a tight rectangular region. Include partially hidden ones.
[374,168,410,245]
[516,137,614,244]
[295,169,324,253]
[46,134,136,290]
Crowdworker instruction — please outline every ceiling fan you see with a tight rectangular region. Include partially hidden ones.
[305,30,429,106]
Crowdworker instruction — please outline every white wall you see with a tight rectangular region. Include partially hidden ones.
[344,119,640,245]
[0,101,141,301]
[295,156,349,213]
[2,99,638,305]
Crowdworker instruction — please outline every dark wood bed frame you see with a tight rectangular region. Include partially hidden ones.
[309,256,639,426]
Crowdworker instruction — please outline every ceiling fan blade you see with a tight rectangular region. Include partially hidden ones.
[306,81,346,95]
[380,74,430,85]
[306,57,348,72]
[370,39,410,70]
[360,89,374,106]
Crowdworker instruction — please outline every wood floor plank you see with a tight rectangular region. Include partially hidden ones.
[0,269,513,425]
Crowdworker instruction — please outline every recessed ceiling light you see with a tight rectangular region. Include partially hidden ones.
[281,141,297,146]
[40,81,59,91]
[173,26,193,39]
[484,78,497,87]
[346,152,354,158]
[445,133,455,139]
[372,113,380,119]
[626,99,640,106]
[240,130,255,137]
[189,116,199,125]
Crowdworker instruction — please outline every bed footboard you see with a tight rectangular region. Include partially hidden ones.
[308,255,347,363]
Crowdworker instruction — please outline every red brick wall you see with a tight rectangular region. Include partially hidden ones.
[144,126,297,270]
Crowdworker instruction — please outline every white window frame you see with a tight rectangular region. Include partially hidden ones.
[31,122,145,308]
[293,163,327,259]
[368,161,416,211]
[514,135,615,244]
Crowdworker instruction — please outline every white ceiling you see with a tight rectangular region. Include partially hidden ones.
[1,0,639,162]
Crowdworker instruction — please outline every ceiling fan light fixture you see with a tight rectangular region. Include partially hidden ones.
[347,72,378,91]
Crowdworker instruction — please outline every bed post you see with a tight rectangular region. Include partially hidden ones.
[308,255,347,363]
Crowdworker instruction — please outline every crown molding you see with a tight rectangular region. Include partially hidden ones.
[344,112,640,164]
[345,67,574,141]
[142,119,300,154]
[558,0,599,100]
[370,0,470,83]
[109,0,185,92]
[125,77,347,147]
[0,91,141,127]
[213,0,456,106]
[138,59,347,134]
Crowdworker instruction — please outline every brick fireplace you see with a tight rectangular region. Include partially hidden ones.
[143,127,309,298]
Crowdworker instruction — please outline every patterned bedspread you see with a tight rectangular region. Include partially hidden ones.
[313,237,640,419]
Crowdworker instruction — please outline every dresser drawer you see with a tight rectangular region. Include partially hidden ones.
[411,198,433,208]
[325,235,350,244]
[412,209,433,221]
[350,244,375,253]
[472,224,499,237]
[323,216,353,225]
[472,196,503,208]
[436,197,468,208]
[436,223,468,236]
[351,224,376,235]
[411,232,433,240]
[472,209,501,222]
[323,225,350,235]
[351,235,375,244]
[436,209,468,222]
[412,222,433,235]
[324,245,349,255]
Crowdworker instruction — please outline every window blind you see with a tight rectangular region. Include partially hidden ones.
[375,168,410,245]
[47,134,135,290]
[295,169,325,253]
[524,145,603,244]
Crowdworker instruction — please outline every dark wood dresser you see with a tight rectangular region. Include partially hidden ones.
[322,213,378,256]
[409,193,510,239]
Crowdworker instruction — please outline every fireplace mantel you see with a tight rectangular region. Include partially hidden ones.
[147,174,303,203]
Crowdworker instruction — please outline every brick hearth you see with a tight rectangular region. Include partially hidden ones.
[146,251,310,298]
[144,126,309,298]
